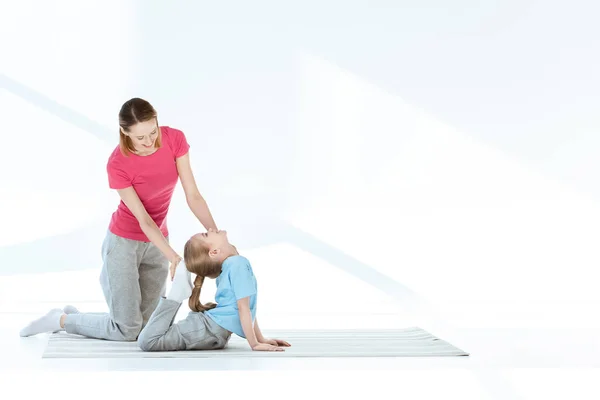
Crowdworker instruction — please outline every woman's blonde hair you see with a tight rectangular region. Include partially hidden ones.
[183,238,223,312]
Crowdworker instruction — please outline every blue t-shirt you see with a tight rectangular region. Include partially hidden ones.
[205,255,257,338]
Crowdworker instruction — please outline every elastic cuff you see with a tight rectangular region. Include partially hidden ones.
[63,313,78,334]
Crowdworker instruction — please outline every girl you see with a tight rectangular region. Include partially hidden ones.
[20,98,219,340]
[137,228,291,352]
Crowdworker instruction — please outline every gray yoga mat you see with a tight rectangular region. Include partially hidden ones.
[42,327,469,358]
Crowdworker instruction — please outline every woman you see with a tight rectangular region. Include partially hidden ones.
[20,98,218,341]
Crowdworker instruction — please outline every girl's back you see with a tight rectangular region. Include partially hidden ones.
[205,255,258,338]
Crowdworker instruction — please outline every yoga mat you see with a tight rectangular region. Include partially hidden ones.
[42,327,469,358]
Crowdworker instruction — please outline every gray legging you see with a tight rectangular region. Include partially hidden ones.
[63,230,168,341]
[137,298,232,351]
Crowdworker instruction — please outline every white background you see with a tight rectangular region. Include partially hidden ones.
[1,1,599,398]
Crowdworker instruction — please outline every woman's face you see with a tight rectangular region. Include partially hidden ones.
[124,119,159,154]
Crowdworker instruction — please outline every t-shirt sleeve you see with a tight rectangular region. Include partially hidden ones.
[230,260,257,300]
[167,127,190,159]
[107,162,132,189]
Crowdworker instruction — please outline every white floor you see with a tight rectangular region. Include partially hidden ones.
[2,309,600,400]
[2,240,600,399]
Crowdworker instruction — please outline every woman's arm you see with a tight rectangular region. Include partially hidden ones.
[237,297,283,351]
[117,187,181,276]
[176,153,218,231]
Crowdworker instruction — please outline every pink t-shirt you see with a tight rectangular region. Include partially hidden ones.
[106,126,190,242]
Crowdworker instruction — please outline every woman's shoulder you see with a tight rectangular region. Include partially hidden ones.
[160,125,185,139]
[106,145,128,169]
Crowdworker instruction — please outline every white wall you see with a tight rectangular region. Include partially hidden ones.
[1,0,599,330]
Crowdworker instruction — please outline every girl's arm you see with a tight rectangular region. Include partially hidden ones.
[237,297,259,348]
[176,153,218,231]
[254,319,292,347]
[237,297,283,351]
[253,319,266,343]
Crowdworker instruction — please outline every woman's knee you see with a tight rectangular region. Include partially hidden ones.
[112,322,142,342]
[122,328,142,342]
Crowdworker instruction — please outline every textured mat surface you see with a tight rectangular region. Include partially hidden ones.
[43,327,469,358]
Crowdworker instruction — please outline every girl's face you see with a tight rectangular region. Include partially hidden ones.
[192,229,230,262]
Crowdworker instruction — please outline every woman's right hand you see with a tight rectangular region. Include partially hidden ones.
[169,254,183,281]
[252,343,285,352]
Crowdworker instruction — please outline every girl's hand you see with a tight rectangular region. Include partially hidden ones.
[252,343,285,352]
[263,338,291,347]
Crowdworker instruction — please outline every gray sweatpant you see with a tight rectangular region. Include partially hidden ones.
[64,230,168,341]
[137,297,231,351]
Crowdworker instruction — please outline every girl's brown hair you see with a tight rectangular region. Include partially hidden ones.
[118,97,162,156]
[183,239,223,312]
